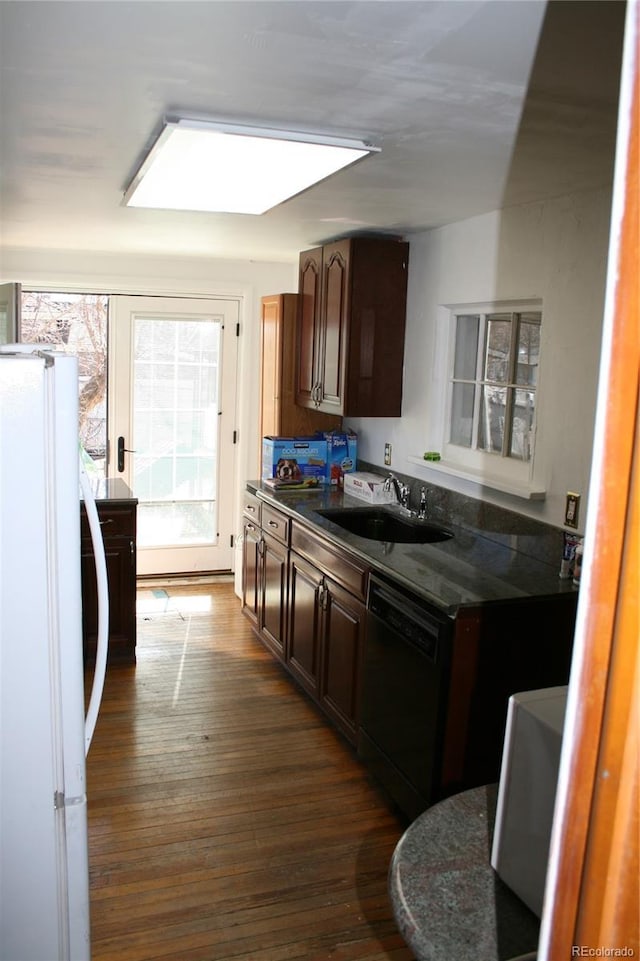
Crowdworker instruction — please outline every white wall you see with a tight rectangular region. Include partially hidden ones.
[1,246,298,575]
[346,186,614,531]
[4,184,613,542]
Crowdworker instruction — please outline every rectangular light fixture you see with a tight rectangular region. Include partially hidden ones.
[123,119,379,215]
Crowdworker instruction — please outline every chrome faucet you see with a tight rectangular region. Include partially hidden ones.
[384,473,411,513]
[417,486,428,520]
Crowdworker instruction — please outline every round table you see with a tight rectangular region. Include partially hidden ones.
[389,784,540,961]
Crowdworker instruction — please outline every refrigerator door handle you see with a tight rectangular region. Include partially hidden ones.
[80,464,110,753]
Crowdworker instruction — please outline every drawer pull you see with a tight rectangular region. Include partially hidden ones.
[99,518,114,526]
[245,504,256,513]
[268,520,279,529]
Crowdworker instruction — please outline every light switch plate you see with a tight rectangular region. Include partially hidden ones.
[384,443,392,466]
[565,492,580,528]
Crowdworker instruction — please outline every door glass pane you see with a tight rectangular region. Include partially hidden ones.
[510,389,535,461]
[516,318,541,387]
[484,314,511,383]
[453,314,480,380]
[478,385,507,453]
[449,382,476,447]
[133,317,220,549]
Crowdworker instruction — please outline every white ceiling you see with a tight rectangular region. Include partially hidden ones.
[0,1,625,264]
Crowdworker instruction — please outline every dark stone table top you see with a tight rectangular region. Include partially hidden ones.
[388,784,539,961]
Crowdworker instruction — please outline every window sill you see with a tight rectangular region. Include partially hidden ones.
[407,455,547,501]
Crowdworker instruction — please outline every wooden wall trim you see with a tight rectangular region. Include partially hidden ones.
[538,3,639,957]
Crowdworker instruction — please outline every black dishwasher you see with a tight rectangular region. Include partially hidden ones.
[358,574,453,822]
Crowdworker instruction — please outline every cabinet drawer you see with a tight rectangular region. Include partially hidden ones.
[242,491,261,523]
[81,504,135,539]
[261,504,290,546]
[291,521,368,601]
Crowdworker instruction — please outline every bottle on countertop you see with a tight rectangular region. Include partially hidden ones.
[572,542,584,586]
[560,531,581,579]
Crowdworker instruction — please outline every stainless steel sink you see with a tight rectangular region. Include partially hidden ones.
[317,507,453,544]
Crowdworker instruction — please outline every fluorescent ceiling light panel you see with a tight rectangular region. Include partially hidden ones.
[124,119,378,215]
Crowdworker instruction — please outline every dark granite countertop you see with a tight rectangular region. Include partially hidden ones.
[82,476,137,504]
[388,784,539,961]
[247,481,576,615]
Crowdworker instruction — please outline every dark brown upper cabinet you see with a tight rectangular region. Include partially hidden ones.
[295,237,409,417]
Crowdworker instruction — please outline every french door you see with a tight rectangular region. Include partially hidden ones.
[109,296,239,576]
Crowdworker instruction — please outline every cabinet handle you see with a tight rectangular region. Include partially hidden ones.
[245,504,256,513]
[246,522,258,533]
[99,518,114,526]
[267,520,279,529]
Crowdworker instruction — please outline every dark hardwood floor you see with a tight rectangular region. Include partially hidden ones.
[85,581,413,961]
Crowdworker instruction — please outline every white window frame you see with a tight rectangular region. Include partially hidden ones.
[409,299,546,500]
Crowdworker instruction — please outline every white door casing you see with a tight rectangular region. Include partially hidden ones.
[109,296,239,576]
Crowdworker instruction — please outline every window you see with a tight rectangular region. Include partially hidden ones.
[449,306,541,463]
[20,292,108,476]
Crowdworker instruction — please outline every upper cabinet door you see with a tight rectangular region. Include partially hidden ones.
[319,241,350,413]
[295,248,323,408]
[295,237,409,418]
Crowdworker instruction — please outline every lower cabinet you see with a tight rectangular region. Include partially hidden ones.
[318,576,365,744]
[287,551,323,698]
[260,532,288,660]
[242,501,367,748]
[81,497,137,664]
[241,493,289,661]
[241,512,261,628]
[284,548,366,745]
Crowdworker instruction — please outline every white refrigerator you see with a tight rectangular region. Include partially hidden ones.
[0,347,109,960]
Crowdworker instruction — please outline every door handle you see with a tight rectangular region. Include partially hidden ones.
[117,435,136,473]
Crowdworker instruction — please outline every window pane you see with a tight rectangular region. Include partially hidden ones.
[138,501,216,547]
[450,382,476,447]
[132,316,220,548]
[484,314,511,383]
[20,292,108,477]
[478,385,507,453]
[510,389,535,461]
[453,315,480,380]
[516,320,540,387]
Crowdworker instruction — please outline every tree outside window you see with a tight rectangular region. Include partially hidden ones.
[21,292,108,475]
[450,308,541,463]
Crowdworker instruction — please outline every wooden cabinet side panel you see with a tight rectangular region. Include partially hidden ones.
[441,597,577,796]
[259,295,283,465]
